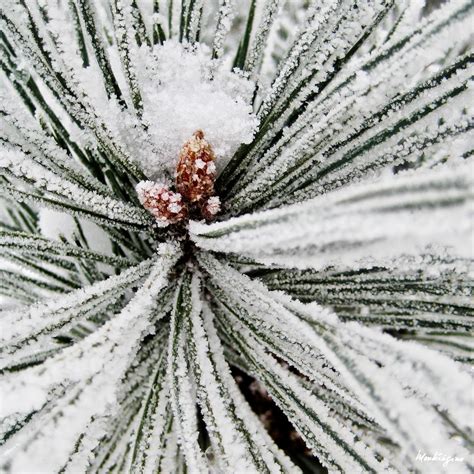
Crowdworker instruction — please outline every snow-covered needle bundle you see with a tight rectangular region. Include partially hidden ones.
[0,0,473,472]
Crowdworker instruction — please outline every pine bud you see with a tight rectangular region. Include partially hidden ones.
[136,181,187,227]
[176,130,217,204]
[201,196,221,220]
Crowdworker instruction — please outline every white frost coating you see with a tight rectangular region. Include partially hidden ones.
[1,0,473,471]
[245,0,282,75]
[191,162,473,270]
[200,304,299,473]
[188,275,256,472]
[199,253,473,472]
[187,274,280,473]
[212,0,236,59]
[224,0,473,211]
[0,258,155,369]
[140,40,258,176]
[139,386,172,473]
[209,297,387,471]
[167,275,209,474]
[259,253,474,335]
[0,244,179,472]
[0,148,149,226]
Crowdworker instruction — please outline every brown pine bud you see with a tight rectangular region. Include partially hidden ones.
[201,196,221,221]
[136,181,187,227]
[176,130,217,204]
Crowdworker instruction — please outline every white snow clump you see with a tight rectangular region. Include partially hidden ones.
[140,40,259,176]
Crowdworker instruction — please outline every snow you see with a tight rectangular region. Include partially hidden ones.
[1,0,473,471]
[38,209,113,255]
[139,40,259,177]
[38,208,76,241]
[204,196,221,217]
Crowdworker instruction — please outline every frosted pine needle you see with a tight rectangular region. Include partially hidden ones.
[0,0,473,472]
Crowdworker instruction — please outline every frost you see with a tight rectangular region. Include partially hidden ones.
[139,40,259,176]
[191,162,473,271]
[199,253,473,472]
[204,196,221,217]
[0,249,179,472]
[1,0,473,472]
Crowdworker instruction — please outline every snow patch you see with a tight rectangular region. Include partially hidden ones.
[39,209,112,255]
[38,208,76,240]
[140,40,259,177]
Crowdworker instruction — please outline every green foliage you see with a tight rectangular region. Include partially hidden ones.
[0,0,473,472]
